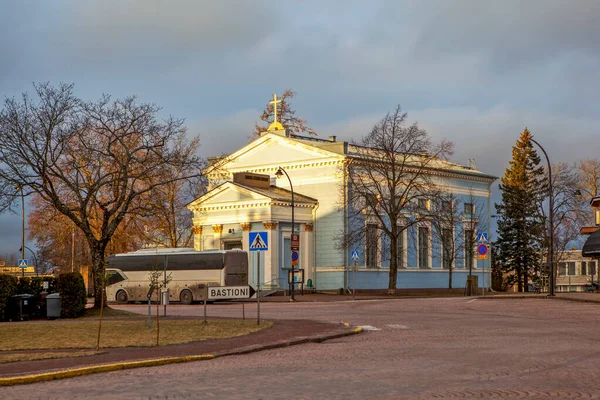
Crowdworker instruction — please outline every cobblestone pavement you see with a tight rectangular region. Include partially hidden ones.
[5,297,600,399]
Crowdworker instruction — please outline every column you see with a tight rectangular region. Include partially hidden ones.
[192,226,203,251]
[212,224,223,250]
[263,221,279,288]
[241,222,251,251]
[301,223,314,284]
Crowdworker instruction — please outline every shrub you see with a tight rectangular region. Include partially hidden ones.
[0,275,18,321]
[16,277,37,295]
[56,272,87,318]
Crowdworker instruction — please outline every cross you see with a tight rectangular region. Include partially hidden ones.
[270,93,282,126]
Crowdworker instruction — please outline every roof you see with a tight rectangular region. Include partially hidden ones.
[230,182,318,204]
[583,229,600,258]
[289,133,497,182]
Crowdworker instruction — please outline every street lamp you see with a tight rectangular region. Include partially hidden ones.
[530,138,554,296]
[19,246,38,277]
[275,166,296,301]
[20,185,25,278]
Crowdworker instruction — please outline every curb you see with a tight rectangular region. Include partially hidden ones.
[0,324,363,387]
[475,295,600,304]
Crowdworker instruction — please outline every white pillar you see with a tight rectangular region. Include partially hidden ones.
[212,224,223,250]
[301,223,313,284]
[263,221,279,288]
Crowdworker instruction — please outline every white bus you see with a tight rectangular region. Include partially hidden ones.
[105,248,249,304]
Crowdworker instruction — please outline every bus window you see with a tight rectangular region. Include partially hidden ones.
[107,270,127,286]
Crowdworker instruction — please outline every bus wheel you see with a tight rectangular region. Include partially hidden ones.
[180,289,193,305]
[116,290,128,304]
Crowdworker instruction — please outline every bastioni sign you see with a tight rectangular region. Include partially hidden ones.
[207,286,256,300]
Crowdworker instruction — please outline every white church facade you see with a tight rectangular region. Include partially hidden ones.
[187,125,496,293]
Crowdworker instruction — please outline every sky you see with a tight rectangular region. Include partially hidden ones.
[1,0,599,258]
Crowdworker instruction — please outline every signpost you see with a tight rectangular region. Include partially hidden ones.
[207,286,256,301]
[477,243,489,260]
[249,232,268,325]
[291,234,299,251]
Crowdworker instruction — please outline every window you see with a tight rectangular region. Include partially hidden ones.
[441,200,452,213]
[366,223,378,268]
[396,226,405,268]
[419,199,430,211]
[442,228,452,269]
[465,229,474,270]
[558,262,566,276]
[568,262,576,276]
[464,203,474,215]
[418,227,429,268]
[106,270,126,286]
[581,262,587,276]
[590,261,597,277]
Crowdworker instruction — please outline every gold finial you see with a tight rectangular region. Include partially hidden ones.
[267,93,284,131]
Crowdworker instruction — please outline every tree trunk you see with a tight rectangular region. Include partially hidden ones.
[449,264,453,290]
[388,232,398,294]
[90,245,108,308]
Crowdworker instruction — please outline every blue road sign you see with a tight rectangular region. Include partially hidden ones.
[291,251,299,262]
[18,259,28,268]
[351,250,360,261]
[249,232,268,251]
[477,232,488,243]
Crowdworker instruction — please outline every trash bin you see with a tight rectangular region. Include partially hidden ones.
[46,293,61,319]
[8,294,35,321]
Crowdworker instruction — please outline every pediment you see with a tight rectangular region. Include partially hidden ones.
[213,133,344,175]
[188,182,270,210]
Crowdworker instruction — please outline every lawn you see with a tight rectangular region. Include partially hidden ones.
[0,318,273,351]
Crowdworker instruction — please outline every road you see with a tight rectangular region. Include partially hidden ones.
[6,297,600,399]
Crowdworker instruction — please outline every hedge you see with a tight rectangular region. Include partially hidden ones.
[0,275,18,321]
[56,272,87,318]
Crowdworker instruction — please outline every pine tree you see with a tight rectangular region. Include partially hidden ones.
[495,128,547,292]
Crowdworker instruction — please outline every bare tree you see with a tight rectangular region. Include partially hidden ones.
[0,83,204,308]
[338,105,454,293]
[537,162,589,286]
[429,190,486,291]
[252,89,316,139]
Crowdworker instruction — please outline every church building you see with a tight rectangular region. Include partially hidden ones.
[187,100,496,293]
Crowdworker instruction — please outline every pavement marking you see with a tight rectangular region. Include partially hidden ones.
[386,324,409,329]
[467,299,478,304]
[358,325,381,331]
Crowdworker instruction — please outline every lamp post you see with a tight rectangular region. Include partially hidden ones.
[20,185,25,278]
[530,138,554,296]
[275,166,295,301]
[19,246,38,277]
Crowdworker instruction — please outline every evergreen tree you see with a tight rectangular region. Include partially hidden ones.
[495,128,547,292]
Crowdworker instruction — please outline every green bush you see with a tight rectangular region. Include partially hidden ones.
[56,272,87,318]
[0,275,18,321]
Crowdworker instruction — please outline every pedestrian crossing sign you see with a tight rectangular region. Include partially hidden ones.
[249,232,268,251]
[477,232,488,243]
[18,259,28,268]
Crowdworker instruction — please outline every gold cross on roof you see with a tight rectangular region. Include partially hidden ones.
[267,93,284,131]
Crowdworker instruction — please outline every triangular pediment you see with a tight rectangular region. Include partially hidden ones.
[188,182,272,210]
[210,132,344,176]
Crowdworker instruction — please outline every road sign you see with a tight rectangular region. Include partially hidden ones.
[477,232,488,243]
[351,250,360,261]
[207,285,256,300]
[477,243,488,259]
[249,232,268,251]
[18,259,28,268]
[291,234,300,251]
[291,251,299,266]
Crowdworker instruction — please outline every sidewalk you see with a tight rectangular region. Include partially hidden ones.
[0,318,361,386]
